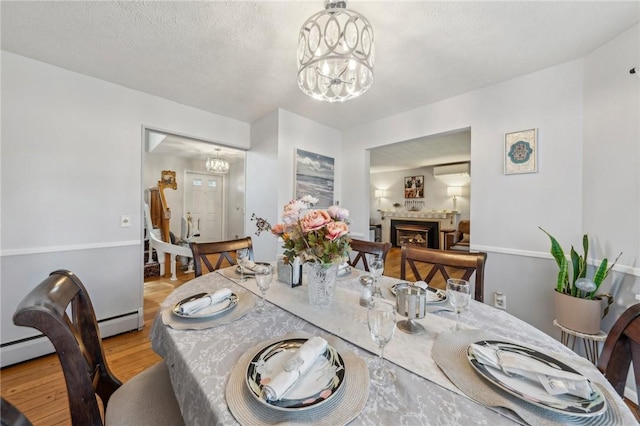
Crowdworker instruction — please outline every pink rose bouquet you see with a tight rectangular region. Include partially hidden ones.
[252,196,351,264]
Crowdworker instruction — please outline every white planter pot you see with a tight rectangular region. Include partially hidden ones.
[554,290,603,335]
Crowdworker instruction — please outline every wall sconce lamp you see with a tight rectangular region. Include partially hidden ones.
[447,186,462,211]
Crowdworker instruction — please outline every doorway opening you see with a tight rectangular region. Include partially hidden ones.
[368,128,471,246]
[142,127,246,279]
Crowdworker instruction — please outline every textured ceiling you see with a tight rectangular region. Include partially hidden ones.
[370,129,471,173]
[147,131,246,162]
[2,1,638,171]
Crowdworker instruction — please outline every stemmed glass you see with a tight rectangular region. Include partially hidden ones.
[236,248,249,282]
[446,278,471,330]
[367,300,396,385]
[369,256,384,298]
[254,266,272,314]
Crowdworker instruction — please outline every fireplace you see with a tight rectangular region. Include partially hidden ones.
[390,220,440,249]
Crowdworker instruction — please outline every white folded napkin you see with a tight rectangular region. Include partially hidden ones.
[469,343,595,400]
[414,280,428,290]
[241,261,270,273]
[177,288,233,316]
[337,262,351,276]
[263,336,328,401]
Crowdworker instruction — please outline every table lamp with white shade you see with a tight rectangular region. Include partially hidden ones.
[447,186,462,211]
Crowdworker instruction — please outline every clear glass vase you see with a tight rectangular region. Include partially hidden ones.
[305,262,339,307]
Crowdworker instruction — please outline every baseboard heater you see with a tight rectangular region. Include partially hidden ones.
[0,310,142,368]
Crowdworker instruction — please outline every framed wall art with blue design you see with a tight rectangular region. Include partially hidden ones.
[504,128,537,175]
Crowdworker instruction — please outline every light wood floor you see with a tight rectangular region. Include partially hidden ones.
[2,248,637,424]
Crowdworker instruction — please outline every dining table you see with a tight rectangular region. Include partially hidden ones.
[150,264,636,425]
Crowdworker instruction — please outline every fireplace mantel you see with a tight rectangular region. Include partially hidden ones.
[379,210,459,249]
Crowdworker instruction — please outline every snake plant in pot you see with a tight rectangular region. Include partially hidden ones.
[539,227,622,335]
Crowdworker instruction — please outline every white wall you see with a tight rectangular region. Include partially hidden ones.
[344,59,587,336]
[277,109,343,207]
[246,109,343,261]
[370,165,471,224]
[583,24,640,331]
[1,52,250,365]
[247,110,280,261]
[343,26,640,341]
[144,154,197,235]
[225,156,246,241]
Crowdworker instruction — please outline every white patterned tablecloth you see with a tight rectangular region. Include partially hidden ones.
[150,268,636,426]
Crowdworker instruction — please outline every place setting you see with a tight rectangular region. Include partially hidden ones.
[219,253,273,282]
[335,262,360,281]
[225,332,370,425]
[432,329,625,425]
[161,285,255,330]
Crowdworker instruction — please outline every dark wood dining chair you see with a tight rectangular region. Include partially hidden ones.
[597,303,640,400]
[190,236,254,277]
[12,270,184,426]
[400,245,487,302]
[348,239,392,272]
[1,397,32,426]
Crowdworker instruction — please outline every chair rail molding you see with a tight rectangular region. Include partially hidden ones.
[472,244,639,277]
[0,240,141,257]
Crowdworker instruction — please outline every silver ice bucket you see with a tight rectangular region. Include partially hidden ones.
[395,283,427,334]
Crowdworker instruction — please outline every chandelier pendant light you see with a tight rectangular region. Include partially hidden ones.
[297,0,375,102]
[205,148,229,174]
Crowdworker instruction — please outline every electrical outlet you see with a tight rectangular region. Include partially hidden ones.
[494,291,506,310]
[120,215,131,228]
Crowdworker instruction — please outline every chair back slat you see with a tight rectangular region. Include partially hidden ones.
[597,303,640,399]
[348,239,392,272]
[13,270,122,426]
[400,246,487,302]
[190,237,254,277]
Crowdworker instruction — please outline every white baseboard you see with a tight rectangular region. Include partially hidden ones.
[0,311,142,367]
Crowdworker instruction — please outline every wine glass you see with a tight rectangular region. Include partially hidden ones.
[367,300,396,385]
[236,248,249,282]
[254,265,273,314]
[369,256,384,298]
[446,278,471,330]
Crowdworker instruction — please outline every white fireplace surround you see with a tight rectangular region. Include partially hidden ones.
[380,210,460,249]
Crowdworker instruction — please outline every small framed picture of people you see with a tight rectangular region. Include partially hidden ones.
[404,175,424,198]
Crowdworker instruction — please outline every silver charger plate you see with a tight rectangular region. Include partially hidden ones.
[172,292,239,319]
[390,283,447,303]
[246,338,346,411]
[467,340,606,417]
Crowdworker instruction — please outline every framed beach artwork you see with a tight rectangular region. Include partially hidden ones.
[404,175,424,198]
[504,128,538,174]
[294,148,335,208]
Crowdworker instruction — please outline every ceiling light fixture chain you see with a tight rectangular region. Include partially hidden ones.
[297,0,374,102]
[205,148,229,174]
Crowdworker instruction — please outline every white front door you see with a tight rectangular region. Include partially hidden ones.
[184,172,224,242]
